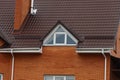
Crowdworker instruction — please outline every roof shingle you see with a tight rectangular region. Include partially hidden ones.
[1,0,120,48]
[0,0,15,45]
[14,0,120,48]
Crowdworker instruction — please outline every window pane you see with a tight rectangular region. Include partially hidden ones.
[56,27,64,32]
[46,35,54,44]
[55,76,64,80]
[66,76,75,80]
[0,74,2,80]
[67,35,76,44]
[45,76,53,80]
[56,34,65,44]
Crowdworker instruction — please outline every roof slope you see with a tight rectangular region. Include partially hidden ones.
[1,0,120,48]
[0,0,15,45]
[0,30,12,44]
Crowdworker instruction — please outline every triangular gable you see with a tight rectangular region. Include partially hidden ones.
[43,22,78,46]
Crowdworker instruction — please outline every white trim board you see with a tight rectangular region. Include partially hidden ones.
[76,48,113,53]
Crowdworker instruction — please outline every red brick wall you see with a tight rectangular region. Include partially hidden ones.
[14,0,31,30]
[0,54,11,80]
[13,47,110,80]
[0,40,11,80]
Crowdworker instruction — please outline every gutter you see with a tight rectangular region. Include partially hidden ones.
[76,48,113,53]
[76,48,113,80]
[0,48,42,53]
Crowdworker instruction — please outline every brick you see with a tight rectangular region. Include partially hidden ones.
[14,0,31,30]
[12,47,110,80]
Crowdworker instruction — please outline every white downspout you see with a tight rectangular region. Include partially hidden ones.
[31,0,34,9]
[102,49,107,80]
[31,0,34,14]
[31,0,37,15]
[10,49,14,80]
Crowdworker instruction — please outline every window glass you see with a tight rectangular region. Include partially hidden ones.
[55,76,64,80]
[66,76,75,80]
[44,75,75,80]
[0,74,2,80]
[67,35,76,44]
[46,35,54,44]
[56,34,65,44]
[45,76,53,80]
[56,27,64,32]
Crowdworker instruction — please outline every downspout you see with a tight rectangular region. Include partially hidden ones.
[31,0,37,15]
[10,49,14,80]
[102,49,107,80]
[31,0,34,9]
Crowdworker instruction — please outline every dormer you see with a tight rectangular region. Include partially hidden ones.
[43,23,78,46]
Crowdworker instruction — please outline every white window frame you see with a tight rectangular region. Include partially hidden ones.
[0,74,3,80]
[54,32,67,45]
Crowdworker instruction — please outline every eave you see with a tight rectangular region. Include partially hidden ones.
[76,48,113,53]
[0,48,42,53]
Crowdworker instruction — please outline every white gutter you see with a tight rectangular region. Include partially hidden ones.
[10,49,14,80]
[31,0,37,15]
[0,48,42,53]
[76,48,113,80]
[76,48,113,53]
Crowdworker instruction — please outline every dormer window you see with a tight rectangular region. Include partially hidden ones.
[55,32,66,44]
[43,24,78,46]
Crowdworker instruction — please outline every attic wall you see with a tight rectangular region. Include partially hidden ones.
[13,47,110,80]
[14,0,31,30]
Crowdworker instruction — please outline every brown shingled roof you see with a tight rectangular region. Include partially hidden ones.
[13,0,120,48]
[1,0,120,48]
[0,0,15,46]
[11,39,42,48]
[0,30,12,44]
